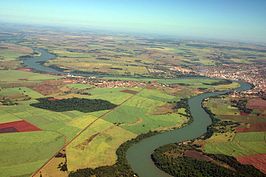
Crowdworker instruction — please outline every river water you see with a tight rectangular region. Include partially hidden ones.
[21,48,252,177]
[126,82,252,177]
[22,48,61,74]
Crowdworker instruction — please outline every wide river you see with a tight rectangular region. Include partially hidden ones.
[22,48,62,74]
[126,82,252,177]
[21,48,252,177]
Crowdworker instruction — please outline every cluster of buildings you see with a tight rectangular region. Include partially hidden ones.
[169,66,193,74]
[91,80,146,88]
[63,76,147,88]
[195,64,266,96]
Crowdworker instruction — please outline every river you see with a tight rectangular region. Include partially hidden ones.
[21,48,252,177]
[22,48,62,74]
[21,48,110,77]
[126,82,252,177]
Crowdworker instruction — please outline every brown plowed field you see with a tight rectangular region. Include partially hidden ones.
[33,80,64,95]
[236,122,266,133]
[247,98,266,110]
[120,89,138,94]
[184,150,212,161]
[0,120,41,133]
[237,154,266,174]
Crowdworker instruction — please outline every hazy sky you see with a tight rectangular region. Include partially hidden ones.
[0,0,265,42]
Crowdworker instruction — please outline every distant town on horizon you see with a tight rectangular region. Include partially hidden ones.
[0,1,265,177]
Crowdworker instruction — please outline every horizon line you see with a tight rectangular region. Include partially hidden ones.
[0,20,265,46]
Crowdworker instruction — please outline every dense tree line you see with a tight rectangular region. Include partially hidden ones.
[64,89,91,96]
[150,96,265,177]
[31,97,117,113]
[170,98,189,110]
[231,99,252,114]
[152,144,266,177]
[169,98,193,124]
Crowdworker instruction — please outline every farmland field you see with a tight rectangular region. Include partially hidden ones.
[0,74,200,177]
[0,71,236,177]
[67,118,136,170]
[0,70,60,82]
[202,94,266,173]
[0,43,33,61]
[0,131,65,177]
[0,24,265,177]
[204,132,266,156]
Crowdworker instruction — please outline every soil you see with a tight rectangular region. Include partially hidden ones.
[0,120,41,133]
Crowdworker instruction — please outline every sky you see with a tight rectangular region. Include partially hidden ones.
[0,0,265,43]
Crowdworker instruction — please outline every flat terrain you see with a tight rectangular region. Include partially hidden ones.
[202,95,266,173]
[0,25,265,177]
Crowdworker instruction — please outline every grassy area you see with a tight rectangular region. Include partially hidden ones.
[0,84,140,176]
[1,30,265,177]
[64,87,189,171]
[0,70,60,82]
[87,87,138,105]
[204,95,266,158]
[0,74,229,176]
[48,58,148,75]
[0,87,43,99]
[67,118,136,171]
[213,82,240,90]
[52,50,94,58]
[103,76,226,88]
[66,83,93,89]
[205,97,239,116]
[0,131,65,177]
[0,44,32,61]
[103,88,188,134]
[204,132,266,157]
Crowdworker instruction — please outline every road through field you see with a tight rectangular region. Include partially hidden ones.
[31,88,144,177]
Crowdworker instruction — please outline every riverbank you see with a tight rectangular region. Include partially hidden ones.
[20,48,254,177]
[150,85,265,177]
[69,99,192,177]
[126,82,252,177]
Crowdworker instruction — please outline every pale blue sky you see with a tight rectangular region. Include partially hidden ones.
[0,0,265,42]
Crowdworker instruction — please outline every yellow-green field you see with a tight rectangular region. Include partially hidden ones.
[0,74,200,177]
[0,70,60,82]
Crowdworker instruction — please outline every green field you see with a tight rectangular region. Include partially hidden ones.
[0,27,265,177]
[0,87,43,99]
[0,70,60,82]
[0,75,236,176]
[103,76,239,90]
[0,131,65,177]
[205,97,240,116]
[87,87,141,105]
[104,88,187,134]
[204,132,266,157]
[0,44,32,61]
[0,85,144,176]
[204,95,266,159]
[66,83,93,89]
[67,118,136,170]
[67,87,188,171]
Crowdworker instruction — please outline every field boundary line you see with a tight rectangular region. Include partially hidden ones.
[31,87,144,177]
